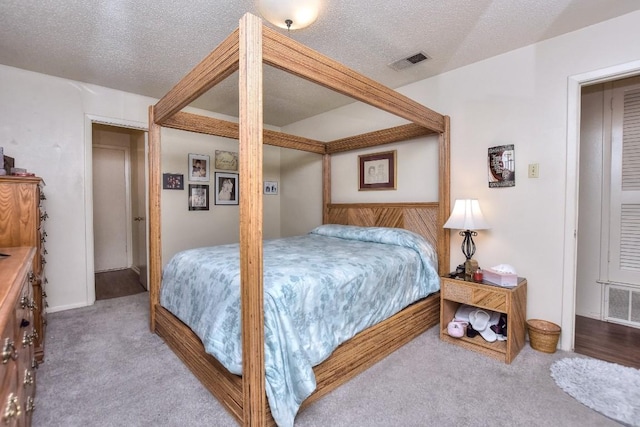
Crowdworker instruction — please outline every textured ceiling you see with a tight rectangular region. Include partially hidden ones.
[1,0,639,126]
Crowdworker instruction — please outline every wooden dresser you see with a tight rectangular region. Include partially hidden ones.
[0,177,47,364]
[0,247,37,425]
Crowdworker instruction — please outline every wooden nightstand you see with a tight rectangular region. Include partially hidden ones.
[440,276,527,364]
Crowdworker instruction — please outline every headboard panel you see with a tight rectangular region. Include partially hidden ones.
[326,202,444,272]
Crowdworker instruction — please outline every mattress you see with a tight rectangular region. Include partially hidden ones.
[160,224,440,427]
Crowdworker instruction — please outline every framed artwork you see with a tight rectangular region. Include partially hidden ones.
[162,173,184,190]
[488,145,515,188]
[215,172,239,205]
[188,184,209,211]
[358,150,397,191]
[264,181,278,195]
[214,150,238,171]
[188,153,210,182]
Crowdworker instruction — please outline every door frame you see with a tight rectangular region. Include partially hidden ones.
[84,114,148,306]
[563,59,640,351]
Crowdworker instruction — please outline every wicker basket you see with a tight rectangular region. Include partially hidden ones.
[527,319,561,353]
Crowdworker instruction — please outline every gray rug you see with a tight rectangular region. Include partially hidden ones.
[551,358,640,426]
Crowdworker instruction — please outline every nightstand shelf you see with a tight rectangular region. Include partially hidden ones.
[440,276,527,364]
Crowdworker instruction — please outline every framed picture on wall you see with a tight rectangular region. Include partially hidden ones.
[358,150,397,191]
[162,173,184,190]
[215,172,239,205]
[214,150,238,171]
[188,184,209,211]
[488,144,515,188]
[264,181,278,195]
[188,153,210,182]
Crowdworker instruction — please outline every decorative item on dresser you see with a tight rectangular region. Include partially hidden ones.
[0,247,38,425]
[0,176,48,364]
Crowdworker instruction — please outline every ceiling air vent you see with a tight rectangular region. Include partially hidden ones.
[389,51,430,71]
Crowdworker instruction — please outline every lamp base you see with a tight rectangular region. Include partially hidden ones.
[464,259,478,281]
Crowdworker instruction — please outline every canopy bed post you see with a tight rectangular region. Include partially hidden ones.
[322,154,331,223]
[148,106,162,331]
[239,13,267,426]
[438,116,451,277]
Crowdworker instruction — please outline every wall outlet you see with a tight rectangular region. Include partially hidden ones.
[528,163,539,178]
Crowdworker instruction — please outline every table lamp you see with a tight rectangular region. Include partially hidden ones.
[443,199,490,280]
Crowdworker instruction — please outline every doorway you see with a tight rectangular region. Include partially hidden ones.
[562,60,640,353]
[90,122,148,301]
[574,75,640,367]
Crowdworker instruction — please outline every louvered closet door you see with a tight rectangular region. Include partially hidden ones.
[609,85,640,286]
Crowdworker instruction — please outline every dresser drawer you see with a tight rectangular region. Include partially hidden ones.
[442,278,508,312]
[0,371,21,426]
[0,247,37,426]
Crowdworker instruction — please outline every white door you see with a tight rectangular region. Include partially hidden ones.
[133,133,148,289]
[608,83,640,286]
[93,145,131,272]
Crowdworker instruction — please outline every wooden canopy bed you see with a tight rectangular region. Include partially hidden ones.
[148,13,450,427]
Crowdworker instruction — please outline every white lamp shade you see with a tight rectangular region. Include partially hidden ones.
[443,199,490,231]
[257,0,320,30]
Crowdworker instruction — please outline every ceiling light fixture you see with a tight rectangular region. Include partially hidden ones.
[257,0,320,31]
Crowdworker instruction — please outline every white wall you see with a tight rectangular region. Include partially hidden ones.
[279,148,323,237]
[161,128,281,262]
[0,65,156,311]
[283,104,440,205]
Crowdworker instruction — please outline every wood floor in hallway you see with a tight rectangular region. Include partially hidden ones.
[95,268,146,300]
[574,315,640,369]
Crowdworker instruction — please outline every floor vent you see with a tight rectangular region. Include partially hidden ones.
[604,283,640,329]
[389,51,430,71]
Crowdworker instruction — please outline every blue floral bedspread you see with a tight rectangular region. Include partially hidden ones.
[160,224,440,427]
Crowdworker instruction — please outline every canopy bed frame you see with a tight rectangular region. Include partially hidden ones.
[148,13,450,426]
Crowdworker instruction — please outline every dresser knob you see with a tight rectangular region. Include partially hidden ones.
[24,369,34,386]
[2,393,21,422]
[2,339,18,364]
[25,396,35,413]
[22,331,33,347]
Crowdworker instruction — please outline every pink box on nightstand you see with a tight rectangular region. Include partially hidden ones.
[483,268,518,287]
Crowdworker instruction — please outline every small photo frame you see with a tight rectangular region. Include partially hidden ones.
[215,172,239,205]
[162,173,184,190]
[359,150,397,191]
[264,181,278,195]
[189,153,210,182]
[488,144,515,188]
[214,150,238,171]
[188,184,209,211]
